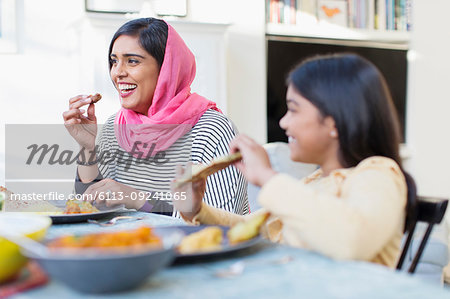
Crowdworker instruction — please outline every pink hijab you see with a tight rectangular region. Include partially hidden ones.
[114,22,221,157]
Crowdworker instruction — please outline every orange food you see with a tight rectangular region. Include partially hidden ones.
[47,227,162,251]
[64,200,99,214]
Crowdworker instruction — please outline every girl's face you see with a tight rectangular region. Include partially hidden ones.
[279,84,339,166]
[110,35,160,115]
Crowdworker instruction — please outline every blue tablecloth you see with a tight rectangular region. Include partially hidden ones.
[12,212,450,299]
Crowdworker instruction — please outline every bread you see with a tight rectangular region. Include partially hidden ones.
[90,93,102,103]
[227,211,270,244]
[1,186,62,214]
[177,227,223,254]
[174,152,242,188]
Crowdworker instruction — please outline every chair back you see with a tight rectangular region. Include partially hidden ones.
[396,196,448,273]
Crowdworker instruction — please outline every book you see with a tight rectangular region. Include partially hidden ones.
[367,0,375,29]
[375,0,386,30]
[405,0,412,31]
[299,0,318,17]
[290,0,297,24]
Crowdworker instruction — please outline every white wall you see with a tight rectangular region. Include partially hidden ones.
[188,0,267,143]
[0,0,88,185]
[406,1,450,199]
[406,0,450,232]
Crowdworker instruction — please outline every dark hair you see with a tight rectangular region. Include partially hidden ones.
[108,18,168,69]
[287,53,416,231]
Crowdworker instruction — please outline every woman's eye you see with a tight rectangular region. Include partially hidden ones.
[128,59,139,64]
[110,58,117,65]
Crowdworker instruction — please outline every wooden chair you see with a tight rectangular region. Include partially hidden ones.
[396,196,448,273]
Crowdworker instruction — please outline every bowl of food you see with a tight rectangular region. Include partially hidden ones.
[0,213,52,283]
[23,226,181,293]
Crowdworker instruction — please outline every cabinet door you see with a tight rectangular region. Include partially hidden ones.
[170,22,229,114]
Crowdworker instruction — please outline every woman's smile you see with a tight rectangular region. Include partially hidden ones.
[117,82,137,98]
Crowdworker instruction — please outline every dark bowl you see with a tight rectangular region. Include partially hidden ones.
[22,227,182,293]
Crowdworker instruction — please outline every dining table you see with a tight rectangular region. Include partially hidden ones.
[9,210,450,299]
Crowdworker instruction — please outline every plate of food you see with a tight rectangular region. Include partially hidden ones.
[49,202,126,224]
[172,211,270,263]
[1,186,125,224]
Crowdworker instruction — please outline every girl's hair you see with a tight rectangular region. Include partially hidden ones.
[287,53,416,231]
[108,18,168,69]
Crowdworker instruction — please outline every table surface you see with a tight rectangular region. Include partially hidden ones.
[11,211,450,299]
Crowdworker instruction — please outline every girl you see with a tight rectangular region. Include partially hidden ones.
[174,53,416,267]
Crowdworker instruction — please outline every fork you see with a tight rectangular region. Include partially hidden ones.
[88,216,144,227]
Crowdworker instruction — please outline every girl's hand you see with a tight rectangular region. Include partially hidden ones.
[62,95,98,151]
[83,178,145,210]
[171,163,206,221]
[229,135,277,187]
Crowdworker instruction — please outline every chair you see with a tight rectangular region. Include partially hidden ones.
[396,196,449,274]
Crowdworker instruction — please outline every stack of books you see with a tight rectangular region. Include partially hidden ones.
[267,0,412,31]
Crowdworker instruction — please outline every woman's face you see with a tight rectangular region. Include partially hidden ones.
[110,35,160,115]
[279,84,339,165]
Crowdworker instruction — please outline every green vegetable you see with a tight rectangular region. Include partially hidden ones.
[0,191,4,211]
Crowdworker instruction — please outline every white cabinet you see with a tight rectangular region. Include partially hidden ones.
[169,21,229,114]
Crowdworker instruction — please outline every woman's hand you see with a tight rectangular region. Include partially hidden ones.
[230,135,277,187]
[83,178,145,210]
[62,95,98,151]
[171,163,206,221]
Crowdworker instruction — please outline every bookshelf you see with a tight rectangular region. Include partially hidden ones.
[266,23,409,48]
[266,0,411,45]
[265,0,412,153]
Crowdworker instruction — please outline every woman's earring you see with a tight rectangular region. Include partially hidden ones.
[330,131,337,138]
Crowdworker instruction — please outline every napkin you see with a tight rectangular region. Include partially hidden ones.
[0,262,48,298]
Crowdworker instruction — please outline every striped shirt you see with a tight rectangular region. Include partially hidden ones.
[94,109,249,216]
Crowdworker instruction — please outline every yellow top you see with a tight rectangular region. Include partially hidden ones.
[184,156,407,268]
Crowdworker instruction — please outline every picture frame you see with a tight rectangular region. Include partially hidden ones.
[0,0,18,53]
[85,0,187,17]
[85,0,143,14]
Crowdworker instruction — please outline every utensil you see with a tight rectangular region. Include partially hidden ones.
[214,255,294,278]
[88,216,144,227]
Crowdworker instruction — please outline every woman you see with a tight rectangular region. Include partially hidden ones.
[63,18,248,216]
[174,53,416,267]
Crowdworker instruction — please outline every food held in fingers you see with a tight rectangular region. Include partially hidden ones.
[89,93,102,103]
[174,152,242,188]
